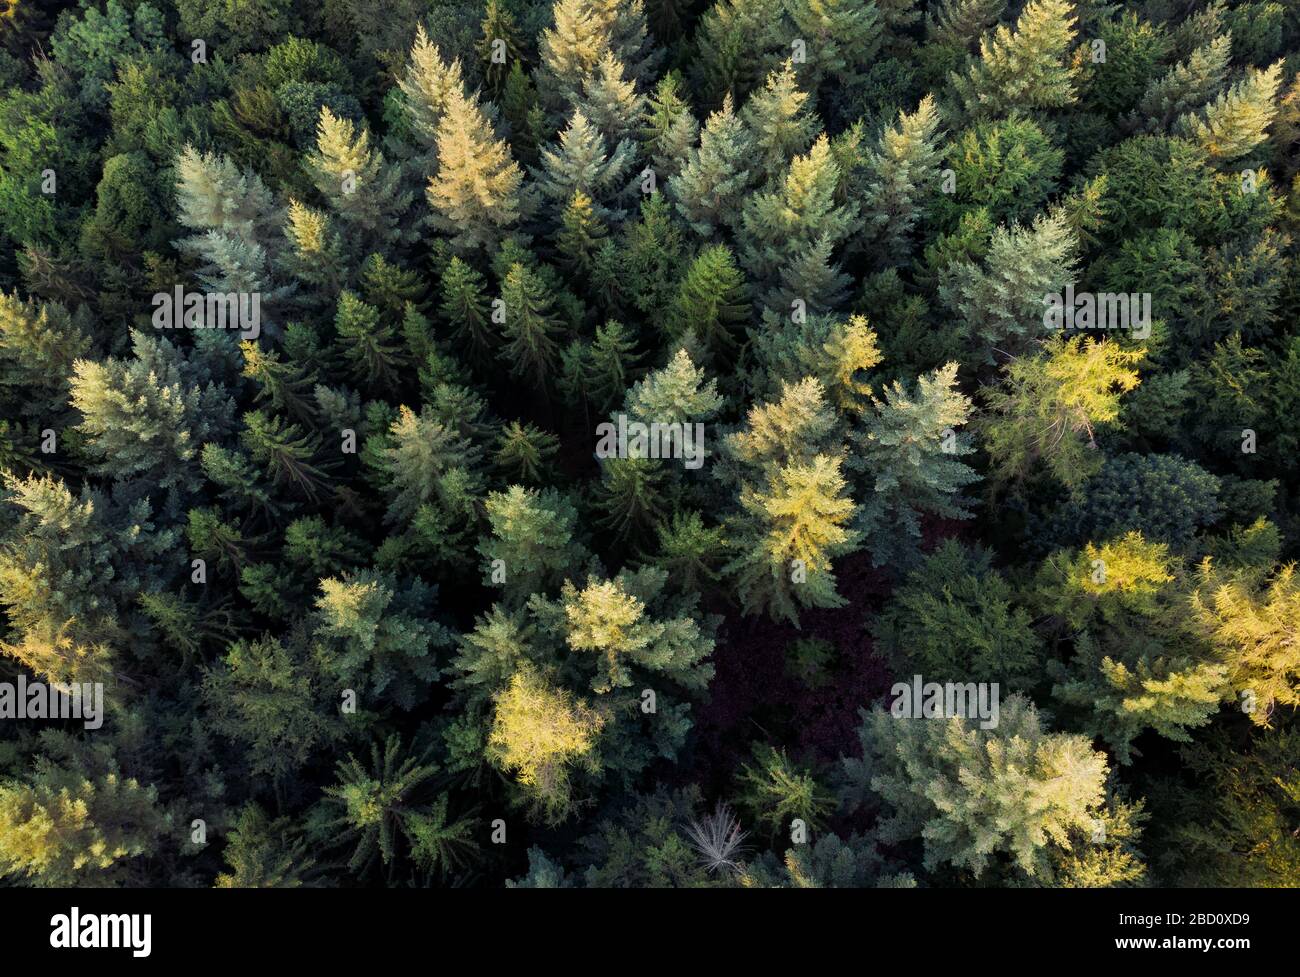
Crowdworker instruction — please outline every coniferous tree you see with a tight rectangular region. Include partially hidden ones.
[846,695,1119,882]
[427,88,526,254]
[952,0,1080,117]
[499,261,564,388]
[848,361,979,569]
[670,94,754,238]
[981,336,1144,491]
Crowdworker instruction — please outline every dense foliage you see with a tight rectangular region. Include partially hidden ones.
[0,0,1297,889]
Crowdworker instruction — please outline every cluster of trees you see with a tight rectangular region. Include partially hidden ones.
[0,0,1297,888]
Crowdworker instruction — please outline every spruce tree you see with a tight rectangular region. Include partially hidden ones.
[861,94,944,260]
[848,361,979,569]
[980,336,1144,491]
[499,262,564,388]
[1177,60,1285,164]
[846,694,1113,881]
[427,88,526,254]
[952,0,1080,117]
[670,94,754,238]
[536,109,636,224]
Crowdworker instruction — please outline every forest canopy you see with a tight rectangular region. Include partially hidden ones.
[0,0,1297,890]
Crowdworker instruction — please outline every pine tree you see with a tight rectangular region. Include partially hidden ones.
[369,403,481,527]
[623,347,723,424]
[725,453,860,626]
[494,421,561,485]
[725,376,840,477]
[739,60,821,184]
[1036,533,1228,762]
[846,694,1113,880]
[312,571,454,711]
[735,743,835,839]
[536,109,636,224]
[952,0,1080,117]
[427,89,526,254]
[487,667,605,824]
[848,361,979,568]
[499,262,563,388]
[692,0,794,106]
[174,144,284,294]
[559,571,714,694]
[479,0,523,101]
[0,291,91,404]
[861,94,944,259]
[667,244,750,364]
[478,485,585,604]
[670,94,755,238]
[318,734,439,873]
[405,793,480,878]
[538,0,657,109]
[745,310,882,411]
[980,336,1144,491]
[306,107,415,252]
[1177,60,1285,164]
[584,319,641,413]
[927,0,1005,52]
[215,804,316,888]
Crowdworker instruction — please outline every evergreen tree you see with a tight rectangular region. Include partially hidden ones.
[786,0,883,92]
[670,94,754,238]
[847,362,979,569]
[861,95,944,259]
[738,134,856,314]
[438,257,496,367]
[846,694,1115,881]
[873,539,1043,686]
[556,190,610,278]
[499,262,564,388]
[427,88,526,254]
[306,107,415,252]
[725,453,860,626]
[981,336,1144,491]
[939,208,1079,353]
[1177,60,1285,164]
[70,331,234,494]
[536,109,636,224]
[478,485,585,604]
[666,244,750,363]
[739,61,820,184]
[952,0,1080,117]
[0,738,169,887]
